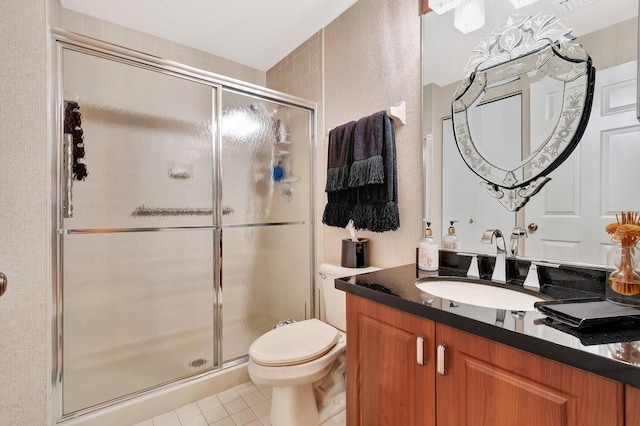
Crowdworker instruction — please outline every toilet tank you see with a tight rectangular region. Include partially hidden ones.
[318,263,380,332]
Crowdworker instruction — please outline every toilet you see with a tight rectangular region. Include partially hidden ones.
[247,263,379,426]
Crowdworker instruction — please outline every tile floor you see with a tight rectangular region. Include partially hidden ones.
[134,381,346,426]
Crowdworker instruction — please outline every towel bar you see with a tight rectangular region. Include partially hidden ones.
[326,101,405,135]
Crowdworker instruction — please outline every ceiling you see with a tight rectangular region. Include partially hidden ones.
[60,0,359,72]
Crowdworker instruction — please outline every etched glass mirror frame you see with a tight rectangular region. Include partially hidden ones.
[451,13,596,211]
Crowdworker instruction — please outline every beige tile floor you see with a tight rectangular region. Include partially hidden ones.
[133,381,346,426]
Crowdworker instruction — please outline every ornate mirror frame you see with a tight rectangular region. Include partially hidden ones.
[451,13,596,211]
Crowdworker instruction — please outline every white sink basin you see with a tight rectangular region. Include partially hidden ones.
[415,279,546,311]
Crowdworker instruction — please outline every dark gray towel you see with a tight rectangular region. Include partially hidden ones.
[325,121,356,192]
[323,112,399,232]
[351,112,399,232]
[348,111,386,188]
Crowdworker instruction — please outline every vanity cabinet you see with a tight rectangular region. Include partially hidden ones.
[436,325,624,426]
[346,294,436,426]
[626,385,640,426]
[346,294,626,426]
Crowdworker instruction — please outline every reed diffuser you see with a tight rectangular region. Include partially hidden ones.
[605,212,640,302]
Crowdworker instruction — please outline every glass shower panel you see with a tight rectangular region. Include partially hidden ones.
[62,230,216,415]
[61,49,214,230]
[221,90,312,225]
[222,224,312,362]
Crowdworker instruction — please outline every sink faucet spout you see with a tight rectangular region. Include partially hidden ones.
[481,229,507,284]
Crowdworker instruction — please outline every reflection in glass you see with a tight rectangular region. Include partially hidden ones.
[451,14,595,211]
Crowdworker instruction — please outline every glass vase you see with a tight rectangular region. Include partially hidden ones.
[607,244,640,306]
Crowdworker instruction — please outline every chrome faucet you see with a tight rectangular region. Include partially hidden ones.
[510,227,528,257]
[481,229,507,284]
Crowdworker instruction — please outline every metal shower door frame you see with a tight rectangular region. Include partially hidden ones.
[50,28,317,424]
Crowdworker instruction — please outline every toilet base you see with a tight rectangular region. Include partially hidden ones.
[270,384,320,426]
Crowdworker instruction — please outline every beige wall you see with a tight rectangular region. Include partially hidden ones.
[321,0,423,268]
[0,0,50,424]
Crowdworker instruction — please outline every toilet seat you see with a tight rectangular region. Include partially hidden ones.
[249,319,339,366]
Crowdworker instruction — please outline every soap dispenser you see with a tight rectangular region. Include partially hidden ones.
[443,221,461,250]
[418,222,439,271]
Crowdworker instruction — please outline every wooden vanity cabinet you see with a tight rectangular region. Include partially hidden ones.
[626,385,640,426]
[346,294,436,426]
[436,325,624,426]
[346,294,627,426]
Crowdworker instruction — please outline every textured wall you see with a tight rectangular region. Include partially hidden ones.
[322,0,423,268]
[0,0,50,424]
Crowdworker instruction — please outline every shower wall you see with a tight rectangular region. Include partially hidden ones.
[56,40,314,419]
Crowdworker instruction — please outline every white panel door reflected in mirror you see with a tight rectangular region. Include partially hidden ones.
[442,96,517,254]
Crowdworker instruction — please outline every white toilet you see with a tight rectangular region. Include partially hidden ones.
[247,263,379,426]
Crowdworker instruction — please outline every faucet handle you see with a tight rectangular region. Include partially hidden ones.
[481,229,506,252]
[481,229,502,244]
[511,227,528,238]
[510,227,528,256]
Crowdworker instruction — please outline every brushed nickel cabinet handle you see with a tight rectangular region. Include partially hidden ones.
[417,335,426,366]
[437,343,447,375]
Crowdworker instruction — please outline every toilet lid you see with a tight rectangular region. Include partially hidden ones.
[249,319,340,366]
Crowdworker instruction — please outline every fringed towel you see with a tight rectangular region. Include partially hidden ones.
[325,121,356,192]
[64,101,88,181]
[322,111,399,233]
[322,121,357,228]
[348,111,386,188]
[351,112,399,232]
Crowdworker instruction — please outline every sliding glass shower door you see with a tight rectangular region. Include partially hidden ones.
[59,49,218,415]
[56,44,314,418]
[220,90,313,363]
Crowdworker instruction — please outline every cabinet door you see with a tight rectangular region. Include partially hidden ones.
[626,385,640,426]
[436,325,624,426]
[346,294,436,426]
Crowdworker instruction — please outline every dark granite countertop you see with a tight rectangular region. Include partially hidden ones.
[335,262,640,389]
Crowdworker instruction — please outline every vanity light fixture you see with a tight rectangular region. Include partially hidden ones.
[454,0,485,34]
[509,0,540,9]
[428,0,465,15]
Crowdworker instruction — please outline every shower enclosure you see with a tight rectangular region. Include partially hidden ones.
[52,31,315,421]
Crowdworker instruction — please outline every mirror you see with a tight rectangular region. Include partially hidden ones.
[423,0,640,266]
[452,13,595,212]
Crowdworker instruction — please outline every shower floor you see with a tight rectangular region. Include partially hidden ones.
[133,380,346,426]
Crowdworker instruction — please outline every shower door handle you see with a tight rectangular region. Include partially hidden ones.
[222,206,234,216]
[62,134,74,218]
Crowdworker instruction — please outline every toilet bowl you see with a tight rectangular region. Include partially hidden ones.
[247,263,379,426]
